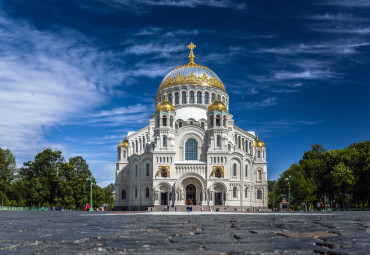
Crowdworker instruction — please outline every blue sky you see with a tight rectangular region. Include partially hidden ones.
[0,0,369,187]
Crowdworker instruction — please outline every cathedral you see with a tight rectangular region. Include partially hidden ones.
[115,43,268,211]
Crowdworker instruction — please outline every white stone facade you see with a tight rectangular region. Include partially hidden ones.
[114,52,268,211]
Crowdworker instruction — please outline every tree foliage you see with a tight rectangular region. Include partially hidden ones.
[270,141,370,209]
[0,147,115,209]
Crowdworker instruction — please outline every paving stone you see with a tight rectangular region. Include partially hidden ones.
[0,211,369,254]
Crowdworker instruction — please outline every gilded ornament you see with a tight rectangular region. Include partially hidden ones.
[208,99,227,112]
[118,135,129,148]
[158,166,170,177]
[157,42,226,92]
[155,92,175,112]
[212,166,224,178]
[254,133,265,147]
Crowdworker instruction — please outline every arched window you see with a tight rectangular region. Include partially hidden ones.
[216,115,221,126]
[168,93,172,103]
[189,121,193,125]
[135,165,138,177]
[170,116,174,127]
[146,187,150,198]
[258,169,262,181]
[223,116,226,127]
[201,122,204,129]
[135,188,138,198]
[135,141,138,152]
[217,94,221,100]
[245,164,248,177]
[233,163,237,176]
[190,91,195,104]
[205,92,209,104]
[209,115,214,127]
[156,116,159,127]
[163,136,167,147]
[238,136,241,149]
[258,150,261,158]
[175,92,179,105]
[179,122,183,128]
[216,135,221,147]
[257,190,262,199]
[163,115,167,126]
[182,91,187,104]
[245,141,248,152]
[215,168,222,178]
[121,190,126,199]
[185,139,198,160]
[222,96,225,103]
[143,137,145,148]
[228,144,231,151]
[146,163,150,176]
[245,187,248,198]
[197,91,202,104]
[211,93,216,102]
[123,150,126,159]
[233,187,237,198]
[161,168,167,177]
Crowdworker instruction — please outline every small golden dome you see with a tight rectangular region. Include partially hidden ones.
[118,136,129,148]
[208,99,227,112]
[155,93,175,112]
[254,133,265,147]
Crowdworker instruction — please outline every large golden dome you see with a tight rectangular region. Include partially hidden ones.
[158,42,226,92]
[155,93,175,112]
[208,99,227,112]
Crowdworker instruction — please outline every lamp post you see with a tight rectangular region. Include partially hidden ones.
[86,176,96,211]
[285,175,291,210]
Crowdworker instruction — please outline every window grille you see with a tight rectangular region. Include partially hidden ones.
[182,92,187,104]
[197,91,202,104]
[185,139,197,160]
[175,93,179,105]
[190,91,194,104]
[205,92,209,104]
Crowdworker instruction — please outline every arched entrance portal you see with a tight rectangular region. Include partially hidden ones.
[186,184,196,205]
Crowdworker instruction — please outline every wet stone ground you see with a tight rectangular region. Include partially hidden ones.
[0,211,369,254]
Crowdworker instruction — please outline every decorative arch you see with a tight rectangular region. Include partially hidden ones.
[209,181,228,192]
[157,166,170,178]
[154,181,172,191]
[175,172,206,190]
[211,166,224,178]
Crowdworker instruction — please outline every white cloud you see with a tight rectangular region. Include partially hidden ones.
[273,70,337,80]
[319,0,370,7]
[94,0,247,10]
[258,42,370,55]
[0,8,124,157]
[236,97,277,110]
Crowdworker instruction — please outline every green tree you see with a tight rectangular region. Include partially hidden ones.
[0,148,16,206]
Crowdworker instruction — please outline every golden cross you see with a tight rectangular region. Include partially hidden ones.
[187,42,196,64]
[187,42,196,51]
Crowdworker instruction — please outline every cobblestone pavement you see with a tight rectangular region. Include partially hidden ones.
[0,211,369,254]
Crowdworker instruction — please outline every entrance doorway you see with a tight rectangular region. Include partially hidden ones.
[215,192,222,205]
[186,184,196,205]
[161,192,168,205]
